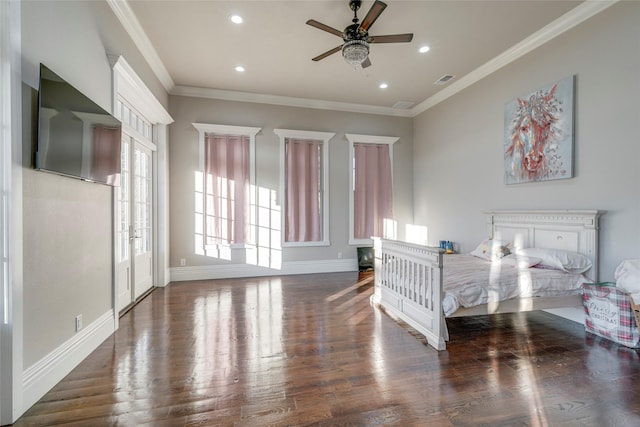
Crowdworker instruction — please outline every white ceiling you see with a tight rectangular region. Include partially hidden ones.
[114,0,609,116]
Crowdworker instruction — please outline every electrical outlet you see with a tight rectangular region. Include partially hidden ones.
[337,252,342,259]
[75,314,83,332]
[180,258,186,266]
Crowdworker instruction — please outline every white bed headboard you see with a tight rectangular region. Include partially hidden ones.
[485,210,603,281]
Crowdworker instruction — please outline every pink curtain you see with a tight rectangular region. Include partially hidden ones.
[91,125,121,186]
[204,133,250,245]
[354,143,393,239]
[285,138,321,242]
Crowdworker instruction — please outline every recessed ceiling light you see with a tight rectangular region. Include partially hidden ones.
[235,65,245,72]
[419,45,431,54]
[379,83,388,89]
[230,14,243,24]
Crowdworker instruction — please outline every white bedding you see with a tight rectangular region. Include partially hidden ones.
[442,254,586,317]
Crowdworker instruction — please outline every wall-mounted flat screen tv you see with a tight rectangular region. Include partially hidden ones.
[36,63,122,186]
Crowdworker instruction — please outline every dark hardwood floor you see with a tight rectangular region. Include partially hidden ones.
[11,272,640,426]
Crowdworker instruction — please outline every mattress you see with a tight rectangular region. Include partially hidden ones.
[442,254,586,317]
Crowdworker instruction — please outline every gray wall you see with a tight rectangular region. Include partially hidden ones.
[20,0,167,367]
[412,2,640,281]
[168,95,414,267]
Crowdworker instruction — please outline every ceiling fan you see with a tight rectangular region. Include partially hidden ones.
[306,0,413,69]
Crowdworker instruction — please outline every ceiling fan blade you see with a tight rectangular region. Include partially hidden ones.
[312,46,342,62]
[369,33,414,43]
[306,19,343,38]
[359,0,387,32]
[361,57,372,68]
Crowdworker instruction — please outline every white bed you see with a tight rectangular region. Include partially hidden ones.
[371,210,603,350]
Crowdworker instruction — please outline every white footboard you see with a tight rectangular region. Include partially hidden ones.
[371,237,448,351]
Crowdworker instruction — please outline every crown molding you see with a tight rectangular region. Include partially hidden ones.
[171,85,414,117]
[106,0,175,92]
[110,0,616,118]
[411,0,618,116]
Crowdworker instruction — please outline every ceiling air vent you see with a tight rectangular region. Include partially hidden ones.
[392,101,414,109]
[434,74,456,85]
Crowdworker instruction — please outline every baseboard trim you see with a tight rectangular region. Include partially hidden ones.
[22,310,116,411]
[169,258,359,282]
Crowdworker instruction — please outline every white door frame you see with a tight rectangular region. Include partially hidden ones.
[1,0,23,423]
[110,56,172,325]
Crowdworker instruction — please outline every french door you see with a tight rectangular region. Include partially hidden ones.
[116,133,154,312]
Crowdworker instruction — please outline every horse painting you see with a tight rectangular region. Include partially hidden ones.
[504,76,574,184]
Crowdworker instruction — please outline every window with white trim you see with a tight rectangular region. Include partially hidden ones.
[194,123,260,249]
[346,133,398,245]
[275,129,334,247]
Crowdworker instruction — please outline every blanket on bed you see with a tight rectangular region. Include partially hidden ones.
[442,254,586,317]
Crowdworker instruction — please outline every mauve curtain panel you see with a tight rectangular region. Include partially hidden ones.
[354,143,392,239]
[204,133,250,244]
[285,138,321,242]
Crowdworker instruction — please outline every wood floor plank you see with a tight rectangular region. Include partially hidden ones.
[9,272,640,426]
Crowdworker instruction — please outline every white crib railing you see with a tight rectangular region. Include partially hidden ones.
[371,237,448,350]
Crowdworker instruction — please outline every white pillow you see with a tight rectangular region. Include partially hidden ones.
[516,247,592,274]
[501,254,542,269]
[614,259,640,295]
[470,238,510,261]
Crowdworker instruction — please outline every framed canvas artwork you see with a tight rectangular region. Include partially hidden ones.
[504,75,574,184]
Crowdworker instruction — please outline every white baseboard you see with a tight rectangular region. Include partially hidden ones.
[22,310,115,411]
[169,258,359,282]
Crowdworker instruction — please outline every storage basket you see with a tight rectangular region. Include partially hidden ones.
[582,282,640,348]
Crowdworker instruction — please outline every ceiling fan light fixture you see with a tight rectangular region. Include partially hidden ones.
[342,39,369,67]
[307,1,412,69]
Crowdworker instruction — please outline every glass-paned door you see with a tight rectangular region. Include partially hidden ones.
[133,143,153,299]
[115,133,153,312]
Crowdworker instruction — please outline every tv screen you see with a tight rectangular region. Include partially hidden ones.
[36,64,122,186]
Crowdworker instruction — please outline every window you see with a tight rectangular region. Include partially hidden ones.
[275,129,334,247]
[194,123,260,248]
[346,133,398,245]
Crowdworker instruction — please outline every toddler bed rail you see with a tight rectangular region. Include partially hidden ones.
[371,238,447,350]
